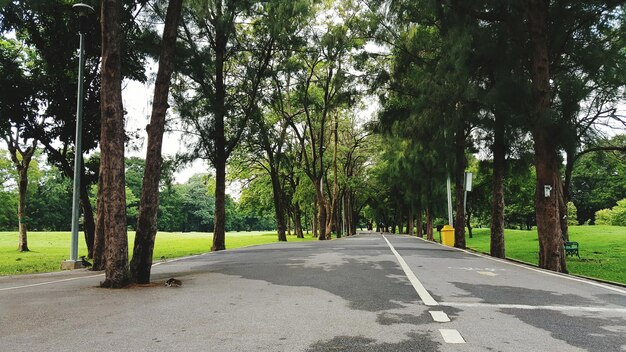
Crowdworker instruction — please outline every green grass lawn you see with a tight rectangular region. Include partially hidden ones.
[466,225,626,285]
[0,231,318,276]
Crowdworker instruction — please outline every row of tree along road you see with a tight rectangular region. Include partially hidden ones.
[1,1,625,286]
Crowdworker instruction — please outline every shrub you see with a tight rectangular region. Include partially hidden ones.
[595,208,613,225]
[594,199,626,226]
[610,199,626,226]
[567,201,578,226]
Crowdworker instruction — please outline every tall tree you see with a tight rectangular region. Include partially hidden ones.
[4,133,36,252]
[0,37,39,252]
[98,0,129,288]
[1,2,102,257]
[289,13,360,240]
[237,0,313,242]
[524,0,567,272]
[174,0,284,251]
[130,0,183,284]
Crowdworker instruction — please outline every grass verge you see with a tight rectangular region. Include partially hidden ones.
[465,225,625,285]
[0,231,319,276]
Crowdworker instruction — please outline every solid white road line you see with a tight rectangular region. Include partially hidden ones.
[429,311,451,322]
[441,302,626,313]
[382,235,439,306]
[412,236,626,295]
[0,273,104,292]
[439,329,465,343]
[0,254,207,292]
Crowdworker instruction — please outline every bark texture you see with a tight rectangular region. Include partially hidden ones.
[416,206,423,238]
[454,118,466,248]
[526,0,566,273]
[270,168,287,241]
[316,180,327,241]
[490,112,506,258]
[326,114,339,238]
[212,156,226,251]
[312,198,318,238]
[294,204,304,238]
[92,174,106,270]
[426,207,434,241]
[129,0,183,284]
[79,175,95,258]
[17,167,29,251]
[210,2,229,252]
[99,0,129,288]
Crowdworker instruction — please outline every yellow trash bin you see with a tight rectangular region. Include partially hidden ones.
[441,225,455,246]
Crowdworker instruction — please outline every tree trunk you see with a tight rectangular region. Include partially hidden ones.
[407,209,414,236]
[316,179,327,241]
[466,210,473,239]
[6,137,36,252]
[325,116,339,239]
[79,176,95,258]
[269,168,287,241]
[129,0,182,284]
[92,174,106,271]
[334,200,341,238]
[490,111,506,258]
[454,118,466,249]
[351,196,357,235]
[211,8,228,252]
[312,198,318,238]
[212,155,226,251]
[99,0,129,288]
[526,0,566,273]
[287,209,292,236]
[426,207,434,241]
[294,203,304,238]
[534,131,567,272]
[346,193,353,236]
[416,205,423,238]
[17,167,29,252]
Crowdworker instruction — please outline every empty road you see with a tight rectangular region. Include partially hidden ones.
[1,232,625,351]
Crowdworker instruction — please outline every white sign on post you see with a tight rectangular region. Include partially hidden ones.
[464,172,473,192]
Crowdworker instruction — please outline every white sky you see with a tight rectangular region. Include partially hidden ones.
[122,68,209,185]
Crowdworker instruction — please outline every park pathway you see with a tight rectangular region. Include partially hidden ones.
[0,232,625,351]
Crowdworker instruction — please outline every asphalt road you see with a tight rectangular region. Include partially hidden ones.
[1,232,624,352]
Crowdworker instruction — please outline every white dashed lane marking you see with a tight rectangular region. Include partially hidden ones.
[477,271,498,276]
[439,329,466,343]
[429,311,451,322]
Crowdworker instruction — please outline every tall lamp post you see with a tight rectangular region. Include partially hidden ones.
[63,3,94,269]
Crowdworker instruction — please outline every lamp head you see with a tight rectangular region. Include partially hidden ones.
[73,3,95,17]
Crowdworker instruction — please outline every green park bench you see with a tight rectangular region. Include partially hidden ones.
[564,241,580,258]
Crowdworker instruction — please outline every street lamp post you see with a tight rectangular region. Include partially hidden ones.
[63,3,94,269]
